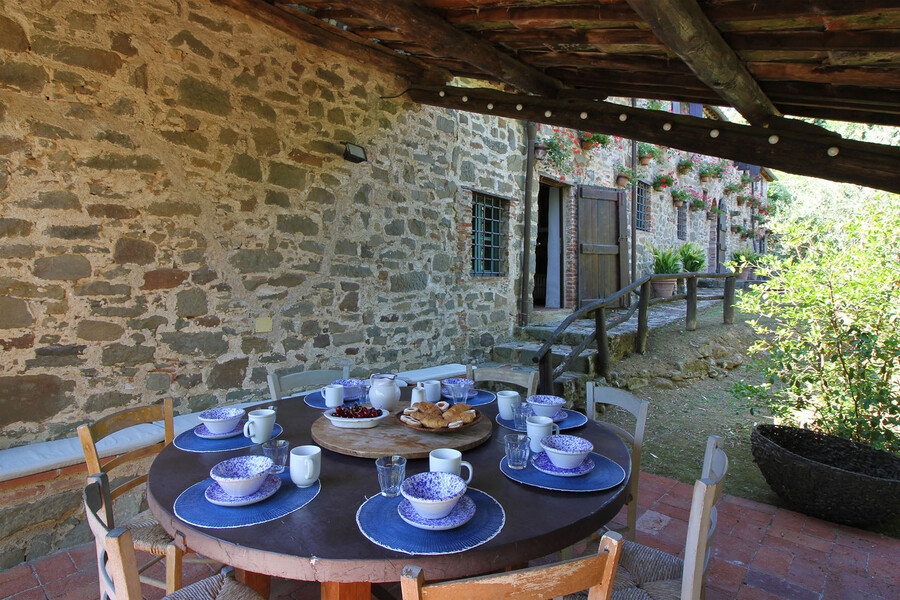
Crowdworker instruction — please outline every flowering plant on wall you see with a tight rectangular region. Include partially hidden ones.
[723,182,743,195]
[578,131,610,149]
[698,159,725,180]
[653,172,676,190]
[637,142,664,163]
[676,158,694,174]
[614,162,638,187]
[672,186,704,209]
[537,126,585,181]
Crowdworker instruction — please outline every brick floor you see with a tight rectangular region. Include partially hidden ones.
[2,472,898,600]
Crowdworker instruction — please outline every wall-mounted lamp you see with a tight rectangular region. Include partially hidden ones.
[341,142,367,163]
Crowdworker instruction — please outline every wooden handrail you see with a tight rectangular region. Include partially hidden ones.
[533,272,740,393]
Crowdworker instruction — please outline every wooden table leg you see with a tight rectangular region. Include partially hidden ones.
[321,581,371,600]
[236,569,271,598]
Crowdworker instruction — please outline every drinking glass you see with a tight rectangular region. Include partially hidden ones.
[445,382,467,406]
[512,402,531,430]
[375,455,406,497]
[505,434,531,470]
[261,440,289,473]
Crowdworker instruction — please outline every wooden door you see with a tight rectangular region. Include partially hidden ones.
[577,185,628,306]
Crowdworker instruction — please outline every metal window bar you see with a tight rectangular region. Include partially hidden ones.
[471,192,508,276]
[635,182,651,232]
[677,203,687,240]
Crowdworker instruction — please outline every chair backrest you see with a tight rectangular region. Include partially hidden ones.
[267,366,351,401]
[401,532,622,600]
[465,365,539,397]
[78,399,174,502]
[682,435,729,600]
[84,473,142,600]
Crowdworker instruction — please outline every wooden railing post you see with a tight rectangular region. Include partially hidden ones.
[595,307,610,381]
[538,353,554,395]
[686,276,698,331]
[723,276,736,324]
[636,279,651,353]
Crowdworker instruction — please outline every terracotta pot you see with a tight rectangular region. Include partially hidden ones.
[581,141,596,151]
[737,268,750,281]
[651,278,677,298]
[616,174,630,188]
[639,155,652,165]
[699,175,710,183]
[533,142,549,160]
[672,199,684,208]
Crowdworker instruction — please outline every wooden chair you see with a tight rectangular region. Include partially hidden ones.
[401,532,622,600]
[465,365,539,397]
[587,383,650,541]
[267,366,351,401]
[610,436,729,600]
[84,474,264,600]
[78,399,185,594]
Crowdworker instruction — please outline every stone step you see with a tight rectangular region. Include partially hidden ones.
[491,341,598,375]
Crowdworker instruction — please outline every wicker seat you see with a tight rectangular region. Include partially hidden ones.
[267,366,351,401]
[84,474,264,600]
[609,436,729,600]
[466,365,539,397]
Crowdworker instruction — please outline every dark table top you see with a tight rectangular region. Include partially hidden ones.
[148,390,630,583]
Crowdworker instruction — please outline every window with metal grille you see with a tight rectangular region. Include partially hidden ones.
[635,181,651,232]
[471,191,508,277]
[677,203,687,240]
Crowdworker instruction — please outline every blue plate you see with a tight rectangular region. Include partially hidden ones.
[205,474,282,507]
[499,453,626,492]
[495,409,588,433]
[304,390,363,409]
[440,388,495,407]
[531,451,595,477]
[397,495,476,531]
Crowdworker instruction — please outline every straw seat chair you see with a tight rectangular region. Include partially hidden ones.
[609,436,730,600]
[587,383,650,542]
[84,474,264,600]
[465,365,539,397]
[78,398,192,593]
[401,532,622,600]
[267,366,351,401]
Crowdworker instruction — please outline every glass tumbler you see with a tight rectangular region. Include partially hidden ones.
[261,440,289,473]
[512,402,532,430]
[375,455,406,497]
[505,434,531,470]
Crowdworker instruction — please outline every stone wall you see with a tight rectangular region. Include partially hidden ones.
[0,0,528,450]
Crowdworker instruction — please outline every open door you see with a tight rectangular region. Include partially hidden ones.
[534,183,564,308]
[577,185,628,307]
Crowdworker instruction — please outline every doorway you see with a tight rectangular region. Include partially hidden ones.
[533,183,564,308]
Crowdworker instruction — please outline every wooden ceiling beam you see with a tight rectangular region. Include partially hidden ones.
[749,63,900,87]
[481,28,660,49]
[211,0,448,82]
[726,30,900,52]
[445,5,640,28]
[706,0,900,21]
[405,85,900,193]
[624,0,781,126]
[326,0,564,96]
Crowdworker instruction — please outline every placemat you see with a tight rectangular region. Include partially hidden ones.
[499,454,626,492]
[495,410,588,433]
[303,390,363,409]
[355,488,505,555]
[174,471,320,528]
[173,423,283,452]
[460,389,495,407]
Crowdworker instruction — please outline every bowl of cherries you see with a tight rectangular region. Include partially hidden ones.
[323,404,389,429]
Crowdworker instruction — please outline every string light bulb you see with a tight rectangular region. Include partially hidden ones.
[580,112,588,119]
[709,129,720,138]
[768,135,779,144]
[461,95,468,102]
[439,90,445,97]
[545,110,552,117]
[827,146,839,157]
[662,122,672,131]
[516,104,523,111]
[487,103,493,110]
[619,113,627,121]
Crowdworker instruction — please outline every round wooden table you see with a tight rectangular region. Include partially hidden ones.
[148,390,630,599]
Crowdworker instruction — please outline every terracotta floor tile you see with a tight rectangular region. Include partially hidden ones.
[827,545,870,578]
[770,508,808,533]
[705,558,747,594]
[704,585,739,600]
[823,570,898,600]
[749,546,792,578]
[802,516,838,542]
[867,552,899,587]
[0,565,39,599]
[721,494,778,515]
[765,528,834,555]
[717,502,774,526]
[63,546,95,574]
[835,527,898,558]
[40,571,98,600]
[735,583,789,600]
[786,556,829,593]
[710,532,757,567]
[657,490,692,512]
[731,519,768,545]
[744,569,819,600]
[31,553,75,587]
[4,587,47,600]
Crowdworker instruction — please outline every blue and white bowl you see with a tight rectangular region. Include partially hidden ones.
[527,395,566,418]
[198,407,245,434]
[540,434,593,469]
[400,471,467,520]
[331,378,364,400]
[210,455,273,498]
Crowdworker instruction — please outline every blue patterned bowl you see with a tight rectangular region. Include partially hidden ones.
[540,434,593,469]
[400,471,467,519]
[198,407,245,434]
[527,394,566,418]
[331,378,364,400]
[210,455,273,498]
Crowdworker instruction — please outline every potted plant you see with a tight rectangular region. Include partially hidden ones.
[723,182,742,195]
[648,245,681,298]
[578,131,609,151]
[728,247,758,280]
[637,142,661,165]
[614,164,637,188]
[706,206,725,220]
[652,172,676,191]
[539,131,574,173]
[698,159,725,182]
[676,242,707,293]
[670,188,688,207]
[676,158,694,175]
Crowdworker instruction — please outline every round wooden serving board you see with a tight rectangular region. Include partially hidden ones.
[311,409,493,459]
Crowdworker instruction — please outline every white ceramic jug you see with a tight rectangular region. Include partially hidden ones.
[369,373,401,412]
[410,383,427,407]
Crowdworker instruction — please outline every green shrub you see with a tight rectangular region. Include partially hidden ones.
[648,246,681,274]
[677,243,706,273]
[734,201,900,452]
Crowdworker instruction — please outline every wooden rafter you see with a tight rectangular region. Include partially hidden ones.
[324,0,564,96]
[625,0,781,126]
[406,85,900,193]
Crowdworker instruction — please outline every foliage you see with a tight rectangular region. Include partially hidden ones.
[637,142,663,161]
[539,131,574,173]
[614,163,638,181]
[698,159,725,179]
[645,99,665,111]
[734,200,900,452]
[648,245,682,274]
[741,172,757,185]
[730,248,761,267]
[653,172,676,190]
[579,131,610,146]
[677,243,707,272]
[676,158,694,174]
[723,182,743,195]
[671,185,704,208]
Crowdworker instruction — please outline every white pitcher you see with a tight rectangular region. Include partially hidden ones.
[410,382,427,407]
[369,373,400,412]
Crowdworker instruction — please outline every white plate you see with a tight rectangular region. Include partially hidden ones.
[322,407,389,428]
[194,421,245,439]
[397,495,476,531]
[204,474,281,507]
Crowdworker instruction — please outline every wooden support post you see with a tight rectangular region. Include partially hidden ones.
[596,307,610,381]
[538,353,554,395]
[236,570,270,598]
[636,280,651,354]
[723,276,736,324]
[686,276,698,331]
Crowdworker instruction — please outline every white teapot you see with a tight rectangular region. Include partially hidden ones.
[368,373,401,412]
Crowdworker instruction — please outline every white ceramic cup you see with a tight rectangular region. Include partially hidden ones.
[497,390,521,420]
[526,415,561,453]
[429,448,473,483]
[243,409,276,444]
[290,445,321,487]
[422,380,441,403]
[323,384,344,408]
